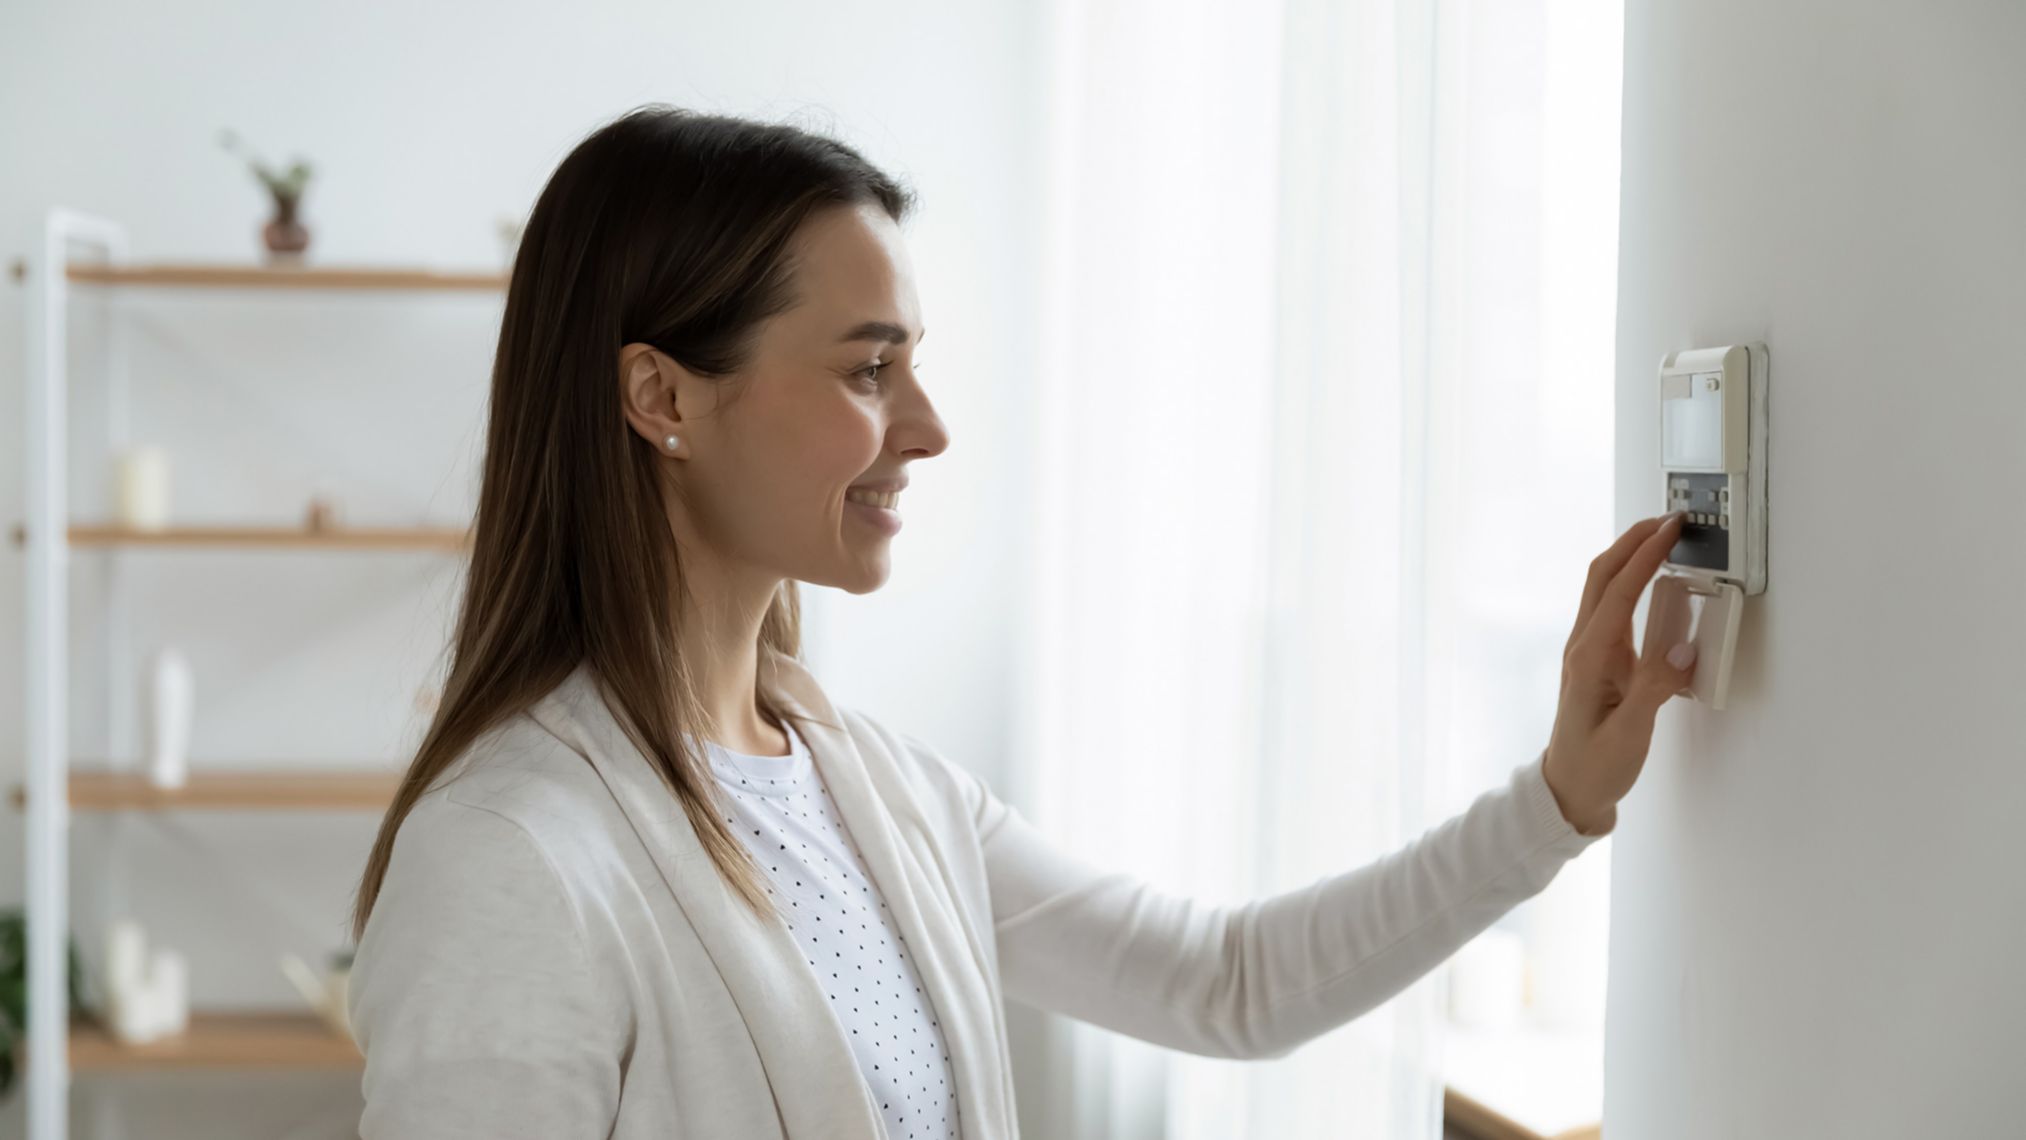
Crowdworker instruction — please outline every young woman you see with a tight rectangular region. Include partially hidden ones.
[344,105,1697,1140]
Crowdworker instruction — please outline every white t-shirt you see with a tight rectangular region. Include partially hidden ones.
[700,721,962,1140]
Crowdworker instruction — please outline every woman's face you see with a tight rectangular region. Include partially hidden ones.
[620,201,946,596]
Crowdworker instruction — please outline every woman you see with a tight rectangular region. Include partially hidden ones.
[345,104,1697,1140]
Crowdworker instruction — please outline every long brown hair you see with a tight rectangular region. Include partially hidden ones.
[348,105,919,942]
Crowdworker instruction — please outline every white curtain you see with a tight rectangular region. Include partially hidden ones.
[1011,0,1623,1136]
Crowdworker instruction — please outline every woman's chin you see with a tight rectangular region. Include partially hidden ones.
[804,551,891,595]
[841,562,892,595]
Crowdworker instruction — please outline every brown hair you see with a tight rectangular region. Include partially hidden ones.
[347,105,919,942]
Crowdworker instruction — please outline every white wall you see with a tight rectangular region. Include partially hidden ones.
[0,1,1048,1134]
[1608,2,2025,1136]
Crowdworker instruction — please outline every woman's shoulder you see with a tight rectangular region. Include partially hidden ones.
[394,707,638,895]
[350,759,636,1070]
[833,705,1002,831]
[426,708,603,814]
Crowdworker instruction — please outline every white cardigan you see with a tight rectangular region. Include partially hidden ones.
[348,648,1602,1138]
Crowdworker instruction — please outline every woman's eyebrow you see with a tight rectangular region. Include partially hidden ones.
[834,320,926,347]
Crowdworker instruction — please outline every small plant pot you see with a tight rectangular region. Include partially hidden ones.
[262,198,310,261]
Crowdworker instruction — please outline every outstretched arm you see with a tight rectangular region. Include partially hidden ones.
[932,514,1695,1061]
[951,749,1601,1061]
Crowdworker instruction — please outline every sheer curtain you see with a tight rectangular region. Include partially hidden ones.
[1009,0,1622,1136]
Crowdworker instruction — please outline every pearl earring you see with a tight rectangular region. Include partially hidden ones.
[663,434,680,452]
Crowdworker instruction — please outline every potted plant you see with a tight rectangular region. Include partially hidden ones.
[0,908,95,1101]
[218,128,315,261]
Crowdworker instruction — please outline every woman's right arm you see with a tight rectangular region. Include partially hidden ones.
[349,796,631,1138]
[907,732,1599,1062]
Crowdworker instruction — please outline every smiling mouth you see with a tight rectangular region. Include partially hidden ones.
[844,488,900,510]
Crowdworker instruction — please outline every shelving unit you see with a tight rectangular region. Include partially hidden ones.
[1445,1087,1600,1140]
[8,522,472,550]
[11,769,402,812]
[66,1011,363,1072]
[14,208,501,1139]
[1441,1021,1605,1140]
[66,263,505,291]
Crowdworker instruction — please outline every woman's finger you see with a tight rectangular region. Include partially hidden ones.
[1567,514,1676,658]
[1601,576,1701,748]
[1637,573,1698,697]
[1575,514,1684,665]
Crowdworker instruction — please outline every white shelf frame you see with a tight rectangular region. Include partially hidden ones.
[18,209,490,1139]
[23,207,129,1140]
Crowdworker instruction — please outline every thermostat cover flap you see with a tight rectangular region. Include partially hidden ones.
[1649,571,1743,710]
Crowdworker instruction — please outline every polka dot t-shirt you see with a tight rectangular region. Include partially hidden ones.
[699,721,961,1140]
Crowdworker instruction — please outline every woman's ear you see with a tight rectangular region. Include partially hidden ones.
[617,342,682,450]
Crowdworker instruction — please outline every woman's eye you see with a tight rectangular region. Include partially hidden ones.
[851,359,921,387]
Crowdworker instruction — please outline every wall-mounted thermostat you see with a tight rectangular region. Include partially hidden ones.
[1656,342,1768,710]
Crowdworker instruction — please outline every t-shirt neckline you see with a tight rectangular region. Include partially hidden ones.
[695,722,811,794]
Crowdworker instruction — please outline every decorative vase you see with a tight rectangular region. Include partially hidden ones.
[262,196,310,261]
[281,952,354,1039]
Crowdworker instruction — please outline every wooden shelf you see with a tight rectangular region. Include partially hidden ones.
[10,768,401,812]
[18,1010,362,1072]
[1442,1021,1603,1140]
[1445,1086,1599,1140]
[66,262,505,292]
[8,521,472,550]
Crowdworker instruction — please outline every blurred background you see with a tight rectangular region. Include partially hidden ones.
[8,0,2018,1138]
[0,0,1624,1136]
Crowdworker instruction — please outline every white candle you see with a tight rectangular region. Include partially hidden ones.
[105,919,146,991]
[105,920,153,1043]
[146,648,192,789]
[112,984,158,1044]
[116,445,171,530]
[152,948,189,1035]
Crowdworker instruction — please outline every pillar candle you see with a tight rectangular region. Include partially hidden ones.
[152,948,189,1035]
[146,648,192,789]
[115,445,171,531]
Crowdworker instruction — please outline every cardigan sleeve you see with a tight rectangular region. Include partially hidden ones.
[349,795,632,1138]
[933,746,1602,1061]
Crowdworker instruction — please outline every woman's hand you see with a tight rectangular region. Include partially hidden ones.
[1542,512,1700,836]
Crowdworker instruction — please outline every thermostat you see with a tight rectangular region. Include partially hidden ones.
[1655,343,1768,710]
